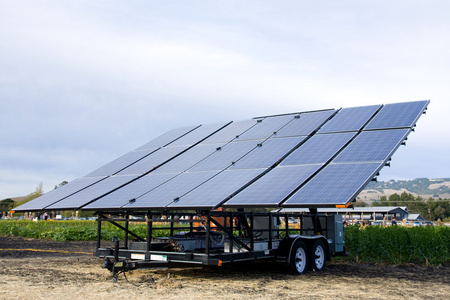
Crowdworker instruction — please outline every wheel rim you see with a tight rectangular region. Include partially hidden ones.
[314,245,325,269]
[294,247,307,273]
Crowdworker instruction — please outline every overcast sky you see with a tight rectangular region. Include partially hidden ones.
[1,1,449,198]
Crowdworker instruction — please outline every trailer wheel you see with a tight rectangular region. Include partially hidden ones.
[311,239,326,272]
[289,240,309,275]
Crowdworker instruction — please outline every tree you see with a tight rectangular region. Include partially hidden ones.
[0,198,14,211]
[54,181,68,189]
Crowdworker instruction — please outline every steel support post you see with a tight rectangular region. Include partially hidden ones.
[147,211,152,252]
[124,213,129,249]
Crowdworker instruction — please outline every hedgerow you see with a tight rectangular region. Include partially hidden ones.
[344,225,450,265]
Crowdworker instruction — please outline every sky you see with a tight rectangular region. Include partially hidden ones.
[1,0,449,198]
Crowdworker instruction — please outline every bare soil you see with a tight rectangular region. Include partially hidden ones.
[0,236,449,299]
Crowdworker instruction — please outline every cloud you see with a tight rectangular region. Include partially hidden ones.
[0,1,449,197]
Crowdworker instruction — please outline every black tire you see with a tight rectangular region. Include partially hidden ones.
[289,240,309,275]
[310,239,326,272]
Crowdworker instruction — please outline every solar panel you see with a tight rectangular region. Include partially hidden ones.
[333,129,409,163]
[14,101,428,212]
[200,119,258,144]
[274,110,336,137]
[46,175,138,210]
[282,162,382,207]
[280,132,356,166]
[168,121,231,147]
[188,140,262,172]
[123,171,220,209]
[365,101,429,130]
[236,114,294,141]
[83,149,157,178]
[318,105,381,133]
[230,136,307,169]
[13,176,106,211]
[116,145,190,175]
[168,169,264,209]
[83,173,177,210]
[224,165,321,207]
[152,143,220,174]
[135,124,199,150]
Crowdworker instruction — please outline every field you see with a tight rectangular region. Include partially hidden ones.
[1,236,449,299]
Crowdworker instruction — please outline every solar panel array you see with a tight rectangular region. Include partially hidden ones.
[15,100,429,212]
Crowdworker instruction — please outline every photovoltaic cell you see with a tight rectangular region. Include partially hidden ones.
[280,132,356,166]
[46,175,138,210]
[168,121,231,147]
[84,173,177,210]
[365,101,429,130]
[201,119,258,144]
[224,165,321,207]
[116,145,190,175]
[152,143,220,174]
[83,149,157,178]
[124,171,220,209]
[333,129,409,163]
[169,169,264,209]
[236,115,294,141]
[282,162,382,207]
[230,136,307,170]
[135,124,199,150]
[14,101,428,212]
[13,177,106,211]
[274,110,336,138]
[318,105,381,133]
[189,140,262,172]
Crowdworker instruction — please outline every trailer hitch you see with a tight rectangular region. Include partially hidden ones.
[102,237,136,282]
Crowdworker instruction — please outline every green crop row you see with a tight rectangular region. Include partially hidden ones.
[344,225,450,265]
[1,220,449,265]
[0,220,175,242]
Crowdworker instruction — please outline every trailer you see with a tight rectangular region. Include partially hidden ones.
[94,209,345,281]
[13,101,428,281]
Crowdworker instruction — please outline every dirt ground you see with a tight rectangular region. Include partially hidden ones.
[0,237,449,300]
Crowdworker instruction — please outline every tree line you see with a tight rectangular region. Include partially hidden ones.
[372,192,450,221]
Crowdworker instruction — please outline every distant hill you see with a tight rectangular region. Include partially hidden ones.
[358,178,450,203]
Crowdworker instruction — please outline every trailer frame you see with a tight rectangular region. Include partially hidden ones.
[93,209,346,280]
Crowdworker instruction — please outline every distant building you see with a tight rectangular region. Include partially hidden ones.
[275,206,410,222]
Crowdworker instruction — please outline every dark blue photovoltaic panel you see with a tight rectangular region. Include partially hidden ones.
[13,177,106,211]
[152,143,220,174]
[124,171,219,209]
[83,149,157,178]
[189,140,261,172]
[334,129,409,163]
[365,101,429,130]
[230,136,307,170]
[84,173,177,209]
[236,115,295,141]
[280,132,356,166]
[224,165,321,207]
[46,175,138,210]
[169,169,264,209]
[318,105,381,133]
[275,110,336,137]
[282,162,382,207]
[168,121,231,147]
[135,124,200,150]
[116,145,190,175]
[201,119,258,144]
